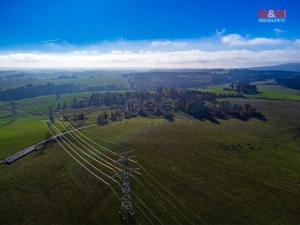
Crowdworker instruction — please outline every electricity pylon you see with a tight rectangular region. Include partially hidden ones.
[114,151,139,225]
[47,106,54,128]
[10,102,17,120]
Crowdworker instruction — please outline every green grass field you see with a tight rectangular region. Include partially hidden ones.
[199,83,300,101]
[196,84,236,94]
[16,92,93,113]
[0,114,71,159]
[248,85,300,101]
[198,83,300,101]
[15,90,132,113]
[0,116,48,159]
[1,97,300,224]
[0,90,128,159]
[0,74,129,90]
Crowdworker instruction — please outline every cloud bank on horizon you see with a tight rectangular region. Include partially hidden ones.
[1,33,300,69]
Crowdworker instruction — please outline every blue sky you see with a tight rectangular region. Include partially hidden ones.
[0,0,299,68]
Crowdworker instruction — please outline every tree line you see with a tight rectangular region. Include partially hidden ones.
[276,76,300,90]
[69,88,242,110]
[224,82,258,94]
[0,82,127,101]
[91,88,266,126]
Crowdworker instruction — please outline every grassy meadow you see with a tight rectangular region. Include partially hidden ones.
[0,116,47,159]
[0,73,129,90]
[199,83,300,101]
[249,85,300,101]
[1,96,300,224]
[197,84,236,94]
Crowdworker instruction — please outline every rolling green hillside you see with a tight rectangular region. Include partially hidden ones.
[1,99,300,224]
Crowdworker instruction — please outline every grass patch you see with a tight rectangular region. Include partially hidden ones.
[246,85,300,101]
[0,116,50,159]
[196,84,236,94]
[16,92,93,113]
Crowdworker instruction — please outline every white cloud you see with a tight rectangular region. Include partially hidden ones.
[0,49,299,69]
[295,39,300,46]
[40,39,61,44]
[274,28,284,34]
[0,34,299,69]
[151,41,187,47]
[221,34,288,46]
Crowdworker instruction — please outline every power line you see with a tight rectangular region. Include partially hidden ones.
[57,119,179,221]
[132,192,164,225]
[44,118,161,225]
[43,121,110,186]
[133,178,183,225]
[56,119,124,172]
[138,164,206,225]
[76,127,202,224]
[132,202,154,225]
[43,120,117,184]
[44,121,138,224]
[45,115,200,225]
[56,118,169,224]
[58,113,119,156]
[73,125,202,224]
[57,117,141,178]
[55,119,123,174]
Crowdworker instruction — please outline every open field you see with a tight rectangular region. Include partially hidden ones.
[197,84,236,94]
[1,1,300,224]
[17,92,93,113]
[199,83,300,101]
[14,90,132,113]
[248,85,300,101]
[0,116,47,159]
[1,0,300,223]
[1,98,300,224]
[0,92,93,115]
[0,106,139,162]
[0,73,129,90]
[0,90,129,159]
[0,115,70,159]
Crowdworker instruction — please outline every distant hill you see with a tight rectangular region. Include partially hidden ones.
[251,63,300,72]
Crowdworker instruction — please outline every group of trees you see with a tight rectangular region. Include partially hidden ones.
[93,88,266,126]
[208,101,266,121]
[43,87,266,127]
[126,69,287,90]
[56,102,67,110]
[57,75,77,79]
[70,88,242,111]
[70,92,131,109]
[225,82,258,94]
[62,113,86,122]
[127,71,228,89]
[96,111,111,126]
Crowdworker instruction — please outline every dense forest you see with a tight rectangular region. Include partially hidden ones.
[0,69,298,101]
[68,88,242,109]
[276,76,300,90]
[0,83,127,101]
[126,69,294,89]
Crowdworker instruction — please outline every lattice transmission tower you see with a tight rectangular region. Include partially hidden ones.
[114,151,140,225]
